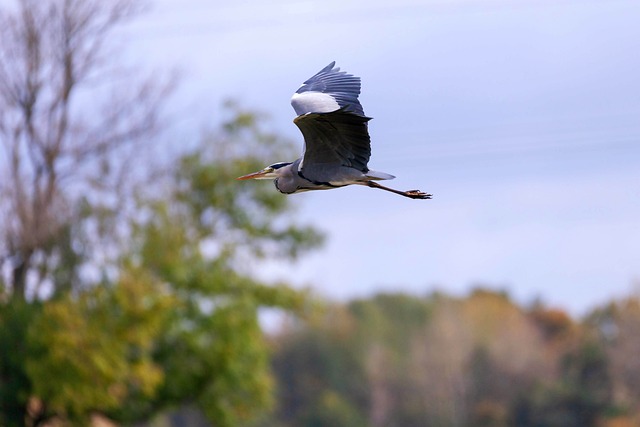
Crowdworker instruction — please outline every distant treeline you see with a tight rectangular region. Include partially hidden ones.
[265,289,640,427]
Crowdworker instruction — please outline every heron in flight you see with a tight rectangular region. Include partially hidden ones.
[237,62,432,200]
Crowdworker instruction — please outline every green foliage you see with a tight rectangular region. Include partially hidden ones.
[270,294,434,427]
[297,391,367,427]
[0,104,324,426]
[271,305,357,424]
[27,268,172,424]
[174,101,324,263]
[513,332,614,427]
[113,104,323,426]
[1,0,325,423]
[200,299,272,422]
[349,293,432,352]
[0,301,39,426]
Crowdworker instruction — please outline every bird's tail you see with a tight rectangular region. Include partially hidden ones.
[365,170,395,181]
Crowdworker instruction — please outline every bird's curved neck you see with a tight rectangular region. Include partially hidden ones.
[272,160,299,194]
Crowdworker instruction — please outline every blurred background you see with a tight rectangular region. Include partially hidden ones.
[1,0,639,426]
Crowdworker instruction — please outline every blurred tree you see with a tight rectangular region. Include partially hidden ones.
[562,340,613,426]
[407,290,552,426]
[0,301,36,426]
[269,290,640,427]
[0,1,323,425]
[513,339,613,427]
[0,0,172,301]
[16,105,323,426]
[296,390,367,427]
[409,297,473,427]
[530,306,574,342]
[468,347,509,427]
[270,293,434,427]
[271,305,365,427]
[587,297,640,420]
[349,294,432,426]
[113,106,323,425]
[0,0,172,424]
[268,289,640,427]
[26,267,173,424]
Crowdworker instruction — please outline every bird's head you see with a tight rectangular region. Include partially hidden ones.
[236,162,291,181]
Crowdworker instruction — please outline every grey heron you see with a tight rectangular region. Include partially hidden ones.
[237,62,432,200]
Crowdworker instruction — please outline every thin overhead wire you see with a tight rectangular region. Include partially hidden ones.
[110,0,640,163]
[126,0,638,40]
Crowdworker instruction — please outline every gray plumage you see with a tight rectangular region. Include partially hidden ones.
[237,62,431,200]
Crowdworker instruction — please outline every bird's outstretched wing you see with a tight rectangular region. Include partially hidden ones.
[291,62,372,179]
[291,61,364,116]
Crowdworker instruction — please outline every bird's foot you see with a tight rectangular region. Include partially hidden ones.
[404,190,432,199]
[366,180,432,200]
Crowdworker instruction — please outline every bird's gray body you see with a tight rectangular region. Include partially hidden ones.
[237,62,431,200]
[273,157,391,194]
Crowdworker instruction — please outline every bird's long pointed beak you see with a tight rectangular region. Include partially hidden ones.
[236,170,269,180]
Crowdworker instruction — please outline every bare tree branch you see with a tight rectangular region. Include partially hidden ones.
[0,0,172,300]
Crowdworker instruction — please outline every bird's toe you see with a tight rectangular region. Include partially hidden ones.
[405,190,432,200]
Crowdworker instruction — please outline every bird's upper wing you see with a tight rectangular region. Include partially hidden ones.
[291,61,365,116]
[294,109,372,177]
[291,62,372,178]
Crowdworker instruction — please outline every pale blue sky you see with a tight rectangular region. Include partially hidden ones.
[125,0,640,314]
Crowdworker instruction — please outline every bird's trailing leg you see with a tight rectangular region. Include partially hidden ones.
[366,181,432,200]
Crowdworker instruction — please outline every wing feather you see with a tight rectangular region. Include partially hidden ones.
[291,61,365,116]
[294,109,372,179]
[290,63,373,182]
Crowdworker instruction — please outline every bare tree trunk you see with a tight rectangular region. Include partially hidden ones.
[11,249,33,301]
[0,0,174,299]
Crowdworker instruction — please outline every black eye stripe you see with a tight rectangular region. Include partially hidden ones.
[269,162,291,170]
